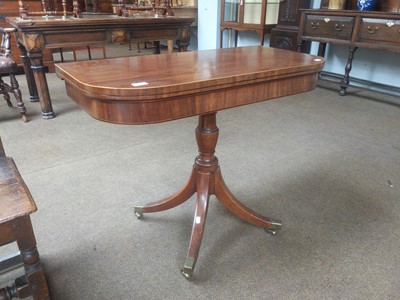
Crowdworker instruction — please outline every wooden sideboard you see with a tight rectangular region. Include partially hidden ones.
[298,9,400,96]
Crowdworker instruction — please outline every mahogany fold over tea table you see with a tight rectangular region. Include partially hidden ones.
[55,46,324,278]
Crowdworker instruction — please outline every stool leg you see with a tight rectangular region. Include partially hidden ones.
[0,286,17,299]
[59,48,64,62]
[15,216,50,300]
[102,45,106,59]
[3,93,13,108]
[0,79,13,107]
[87,46,92,60]
[9,74,28,123]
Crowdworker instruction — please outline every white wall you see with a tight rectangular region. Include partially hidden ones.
[197,0,220,50]
[196,0,400,88]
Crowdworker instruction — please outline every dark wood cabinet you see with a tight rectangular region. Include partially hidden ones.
[298,9,400,96]
[270,0,311,52]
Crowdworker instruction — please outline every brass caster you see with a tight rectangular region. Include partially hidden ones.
[264,220,282,235]
[265,228,278,235]
[181,258,195,279]
[134,206,143,219]
[181,267,193,279]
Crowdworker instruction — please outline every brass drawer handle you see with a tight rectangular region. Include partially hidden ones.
[311,22,320,29]
[386,21,394,27]
[367,26,379,34]
[335,24,345,31]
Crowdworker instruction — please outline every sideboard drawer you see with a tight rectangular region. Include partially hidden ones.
[304,15,354,40]
[359,18,400,46]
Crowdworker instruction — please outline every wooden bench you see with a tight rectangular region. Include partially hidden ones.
[0,137,50,299]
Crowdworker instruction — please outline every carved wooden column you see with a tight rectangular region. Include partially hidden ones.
[270,0,311,52]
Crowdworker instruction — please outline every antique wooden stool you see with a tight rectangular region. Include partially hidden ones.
[0,28,28,123]
[0,137,50,299]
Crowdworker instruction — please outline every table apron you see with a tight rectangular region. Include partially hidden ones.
[15,27,184,50]
[64,72,319,124]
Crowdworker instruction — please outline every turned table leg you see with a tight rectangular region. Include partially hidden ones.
[339,46,358,96]
[135,112,282,278]
[30,56,55,119]
[17,44,39,103]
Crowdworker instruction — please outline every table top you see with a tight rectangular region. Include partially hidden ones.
[6,14,195,30]
[56,46,324,124]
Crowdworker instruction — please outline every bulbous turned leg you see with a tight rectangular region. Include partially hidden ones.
[339,46,357,97]
[17,44,39,103]
[10,74,28,123]
[0,79,13,107]
[30,56,54,119]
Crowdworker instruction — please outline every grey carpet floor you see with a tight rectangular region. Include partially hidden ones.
[1,46,400,299]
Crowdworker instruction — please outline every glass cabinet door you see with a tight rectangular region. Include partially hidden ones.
[223,0,241,22]
[243,0,263,24]
[222,0,278,25]
[220,0,279,47]
[265,0,280,25]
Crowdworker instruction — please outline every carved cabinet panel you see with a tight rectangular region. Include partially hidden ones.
[270,0,311,51]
